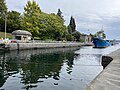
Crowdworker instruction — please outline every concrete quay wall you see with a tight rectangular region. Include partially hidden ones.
[85,48,120,90]
[4,42,93,50]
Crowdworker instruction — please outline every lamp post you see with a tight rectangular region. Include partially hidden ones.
[5,14,6,39]
[3,10,7,40]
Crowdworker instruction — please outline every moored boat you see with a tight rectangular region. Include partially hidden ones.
[92,38,111,48]
[92,30,111,48]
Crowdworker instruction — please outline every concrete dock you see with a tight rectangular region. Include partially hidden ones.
[0,42,93,50]
[86,48,120,90]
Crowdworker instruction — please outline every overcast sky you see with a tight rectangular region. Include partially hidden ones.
[6,0,120,39]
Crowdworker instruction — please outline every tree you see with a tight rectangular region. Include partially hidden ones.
[67,16,81,41]
[72,31,81,41]
[22,0,42,38]
[57,8,64,22]
[57,9,62,17]
[38,13,66,41]
[0,0,7,14]
[57,9,63,19]
[66,25,74,41]
[0,0,7,32]
[7,11,22,33]
[67,25,72,34]
[69,16,76,32]
[23,0,67,40]
[49,13,66,40]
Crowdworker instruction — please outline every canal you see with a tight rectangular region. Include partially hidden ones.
[0,44,120,90]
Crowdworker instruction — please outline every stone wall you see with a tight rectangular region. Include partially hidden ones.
[3,42,93,50]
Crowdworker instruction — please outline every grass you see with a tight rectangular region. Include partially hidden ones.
[0,31,12,39]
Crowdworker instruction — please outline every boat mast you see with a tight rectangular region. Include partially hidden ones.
[101,25,104,32]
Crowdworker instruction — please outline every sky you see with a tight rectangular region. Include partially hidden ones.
[6,0,120,40]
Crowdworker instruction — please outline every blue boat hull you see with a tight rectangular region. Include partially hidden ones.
[92,38,111,48]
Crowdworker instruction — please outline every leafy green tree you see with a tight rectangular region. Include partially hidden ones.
[67,25,72,34]
[23,0,67,40]
[7,11,22,33]
[38,13,66,41]
[0,0,7,32]
[66,25,73,41]
[0,0,7,14]
[72,31,81,41]
[22,0,41,38]
[67,16,81,41]
[69,16,76,32]
[49,13,66,41]
[66,34,74,41]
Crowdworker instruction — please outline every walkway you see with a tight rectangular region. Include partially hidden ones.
[86,48,120,90]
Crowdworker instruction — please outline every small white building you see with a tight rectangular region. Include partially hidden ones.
[12,30,32,43]
[80,34,91,43]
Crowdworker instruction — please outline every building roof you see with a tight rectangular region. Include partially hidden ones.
[12,30,32,36]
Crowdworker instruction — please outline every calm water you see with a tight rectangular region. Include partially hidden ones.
[0,44,120,90]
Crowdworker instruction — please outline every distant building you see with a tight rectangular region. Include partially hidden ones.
[80,34,91,43]
[12,30,32,43]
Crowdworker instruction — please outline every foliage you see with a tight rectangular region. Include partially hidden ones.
[38,13,66,40]
[72,31,81,41]
[7,11,22,33]
[66,25,73,41]
[67,25,72,34]
[0,0,7,32]
[102,33,106,39]
[91,32,106,39]
[90,33,94,37]
[57,9,62,17]
[0,1,22,33]
[57,8,64,21]
[22,0,42,38]
[0,0,7,13]
[22,0,66,40]
[0,0,81,41]
[69,16,76,32]
[66,34,74,41]
[79,39,84,42]
[67,21,81,41]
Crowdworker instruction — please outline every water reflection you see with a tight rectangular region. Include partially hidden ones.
[0,48,78,90]
[0,46,109,90]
